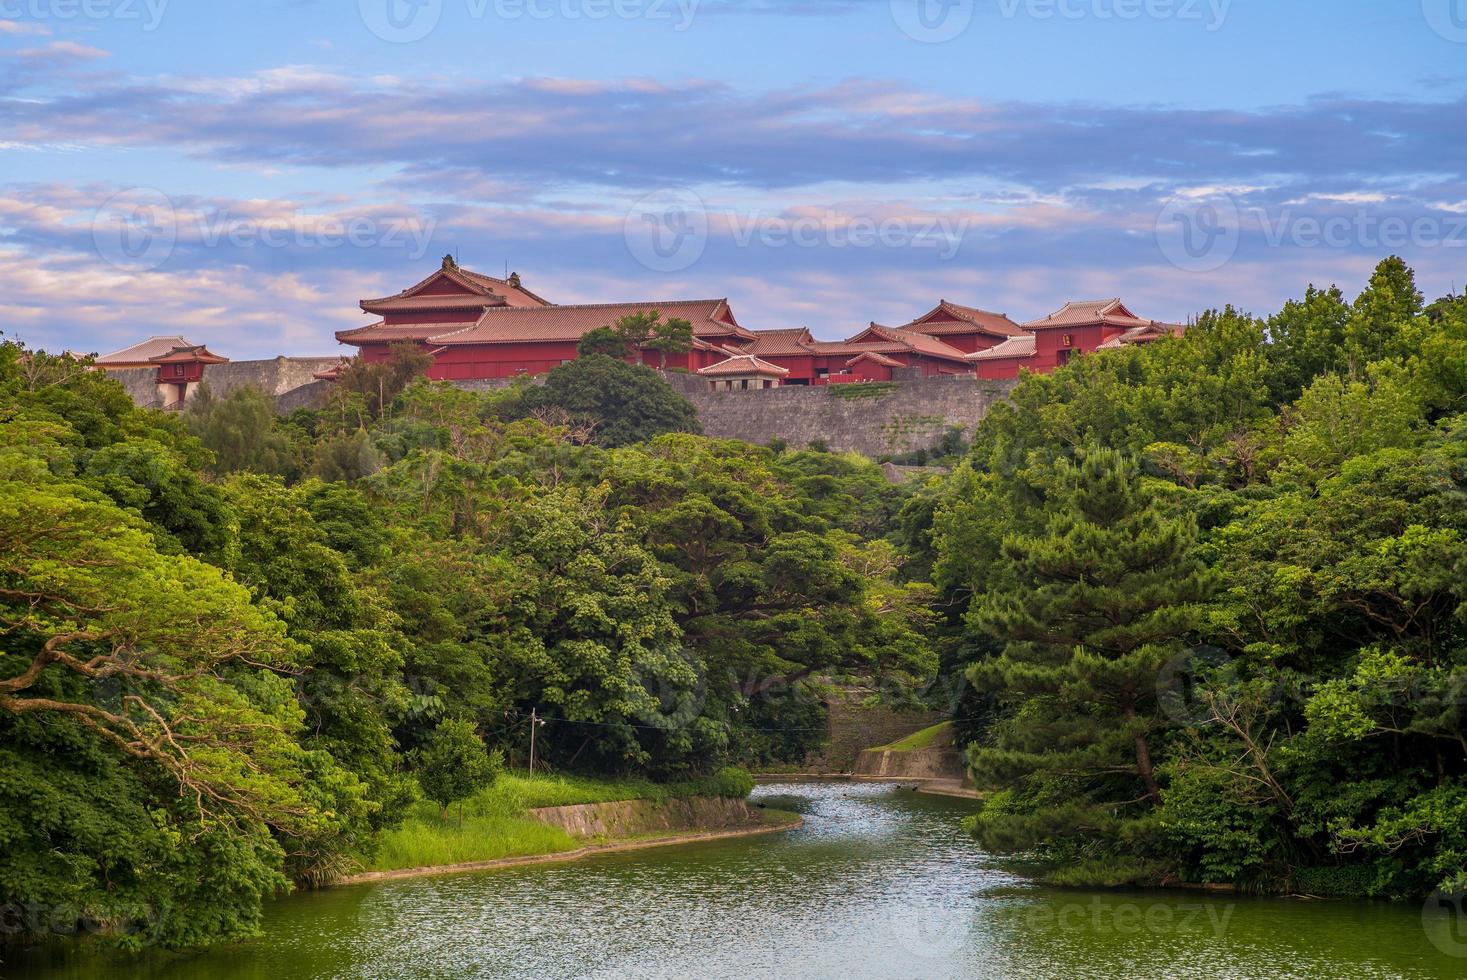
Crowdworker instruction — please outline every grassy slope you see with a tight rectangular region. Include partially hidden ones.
[367,770,756,873]
[869,721,953,753]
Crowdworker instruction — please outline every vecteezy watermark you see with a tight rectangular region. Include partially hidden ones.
[1422,0,1467,43]
[890,0,1230,42]
[0,901,167,944]
[0,0,168,30]
[91,187,177,272]
[1156,193,1467,272]
[359,0,443,43]
[624,188,708,272]
[1155,645,1236,727]
[1154,194,1241,273]
[1423,890,1467,958]
[194,210,438,259]
[92,189,439,272]
[1254,210,1467,251]
[359,0,699,42]
[727,210,970,260]
[889,0,975,43]
[1021,897,1236,937]
[886,903,973,960]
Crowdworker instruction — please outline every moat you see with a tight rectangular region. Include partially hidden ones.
[11,782,1464,979]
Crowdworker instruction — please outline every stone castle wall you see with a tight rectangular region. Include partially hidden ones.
[110,360,1014,457]
[108,357,341,409]
[665,373,1016,457]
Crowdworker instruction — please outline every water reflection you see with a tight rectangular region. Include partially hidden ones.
[6,782,1462,979]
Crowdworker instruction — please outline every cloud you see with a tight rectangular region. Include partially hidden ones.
[5,40,108,62]
[0,19,51,36]
[1,63,1463,198]
[5,53,1465,359]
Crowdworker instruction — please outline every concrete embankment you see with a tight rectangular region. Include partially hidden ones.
[528,796,754,837]
[850,722,981,798]
[338,797,798,886]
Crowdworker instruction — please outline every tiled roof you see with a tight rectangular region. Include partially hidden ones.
[312,359,350,381]
[855,323,971,362]
[1096,323,1185,349]
[94,335,196,365]
[968,334,1036,360]
[1023,298,1187,338]
[454,268,552,307]
[336,321,480,345]
[902,301,1026,338]
[845,350,903,368]
[360,294,511,313]
[743,327,816,357]
[698,354,790,377]
[429,299,750,346]
[149,345,228,365]
[360,260,550,313]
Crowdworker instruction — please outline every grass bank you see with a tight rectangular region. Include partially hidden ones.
[870,721,953,753]
[365,768,757,873]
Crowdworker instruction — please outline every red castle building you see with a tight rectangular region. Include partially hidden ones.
[332,257,1183,388]
[92,335,230,407]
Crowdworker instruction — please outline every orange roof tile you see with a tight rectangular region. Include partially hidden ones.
[902,301,1026,338]
[336,320,481,345]
[149,345,229,365]
[845,350,903,368]
[1096,323,1186,349]
[850,323,971,362]
[743,327,817,357]
[968,334,1036,360]
[360,258,551,314]
[429,299,750,346]
[698,354,790,377]
[1024,298,1186,337]
[94,335,196,365]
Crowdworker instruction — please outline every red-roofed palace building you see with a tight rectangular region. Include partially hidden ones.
[1021,299,1185,372]
[337,256,746,380]
[333,259,1185,388]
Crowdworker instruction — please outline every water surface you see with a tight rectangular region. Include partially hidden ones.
[8,782,1464,978]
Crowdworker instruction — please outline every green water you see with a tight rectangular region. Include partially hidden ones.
[7,782,1466,978]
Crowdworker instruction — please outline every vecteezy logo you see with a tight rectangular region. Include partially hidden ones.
[885,903,972,961]
[91,187,177,272]
[1155,646,1237,728]
[1423,890,1467,958]
[359,0,442,43]
[1423,0,1467,43]
[1155,194,1241,273]
[890,0,975,42]
[624,189,708,273]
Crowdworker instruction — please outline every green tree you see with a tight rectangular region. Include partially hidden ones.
[523,355,701,447]
[642,314,695,369]
[186,385,295,475]
[335,341,435,421]
[576,311,693,368]
[967,448,1215,875]
[412,718,502,825]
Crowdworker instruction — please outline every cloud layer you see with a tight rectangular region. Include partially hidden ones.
[2,41,1464,359]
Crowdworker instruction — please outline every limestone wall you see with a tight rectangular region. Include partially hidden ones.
[107,358,1013,456]
[106,357,340,411]
[810,687,947,773]
[528,796,751,838]
[665,373,1016,457]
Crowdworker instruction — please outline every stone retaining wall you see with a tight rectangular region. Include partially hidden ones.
[528,796,751,838]
[665,373,1016,457]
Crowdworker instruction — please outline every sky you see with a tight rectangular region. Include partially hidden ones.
[2,0,1466,359]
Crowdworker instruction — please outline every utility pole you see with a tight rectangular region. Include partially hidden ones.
[533,707,545,774]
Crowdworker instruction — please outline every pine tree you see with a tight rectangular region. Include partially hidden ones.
[968,447,1214,866]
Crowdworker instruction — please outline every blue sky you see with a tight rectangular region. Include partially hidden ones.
[2,0,1466,358]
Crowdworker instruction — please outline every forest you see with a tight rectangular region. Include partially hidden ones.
[1,256,1464,952]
